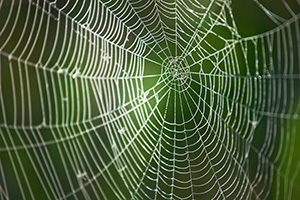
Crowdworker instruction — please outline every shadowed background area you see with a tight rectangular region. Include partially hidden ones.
[0,0,300,199]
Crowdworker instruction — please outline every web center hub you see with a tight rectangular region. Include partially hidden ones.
[161,57,191,93]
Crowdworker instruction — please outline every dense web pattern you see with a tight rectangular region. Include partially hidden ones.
[1,0,300,199]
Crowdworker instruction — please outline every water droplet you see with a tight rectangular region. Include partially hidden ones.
[77,170,87,180]
[119,166,126,172]
[103,54,111,61]
[57,68,64,74]
[72,69,80,79]
[118,127,127,134]
[41,118,46,127]
[250,120,258,128]
[139,90,149,103]
[154,93,159,102]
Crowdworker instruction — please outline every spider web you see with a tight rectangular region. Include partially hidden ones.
[0,0,300,199]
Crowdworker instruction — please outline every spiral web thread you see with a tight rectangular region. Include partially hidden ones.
[0,0,300,199]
